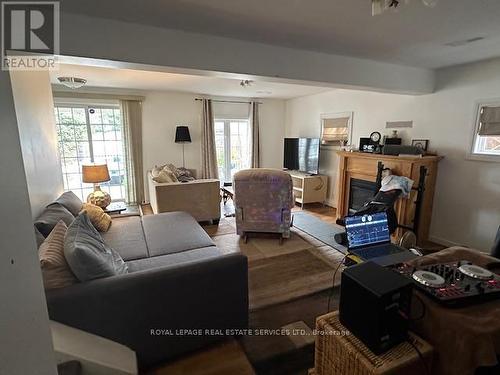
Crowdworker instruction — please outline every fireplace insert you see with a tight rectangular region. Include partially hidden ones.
[348,179,378,215]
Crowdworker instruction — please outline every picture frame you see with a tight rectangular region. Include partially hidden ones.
[411,139,429,151]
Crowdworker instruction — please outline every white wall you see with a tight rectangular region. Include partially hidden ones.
[10,70,64,218]
[285,58,500,251]
[142,91,285,200]
[51,86,286,202]
[0,71,57,374]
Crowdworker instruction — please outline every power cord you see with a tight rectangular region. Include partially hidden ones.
[407,338,430,375]
[313,177,325,191]
[326,254,348,313]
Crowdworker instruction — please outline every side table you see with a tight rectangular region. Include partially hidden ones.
[312,311,433,375]
[104,202,139,217]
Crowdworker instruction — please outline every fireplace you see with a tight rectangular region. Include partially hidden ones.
[348,178,377,215]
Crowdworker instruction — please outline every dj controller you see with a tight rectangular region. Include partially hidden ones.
[392,261,500,307]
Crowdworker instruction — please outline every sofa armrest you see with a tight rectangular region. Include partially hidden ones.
[46,253,248,367]
[147,176,221,221]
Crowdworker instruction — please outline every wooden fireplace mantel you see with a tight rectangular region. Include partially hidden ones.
[335,151,443,244]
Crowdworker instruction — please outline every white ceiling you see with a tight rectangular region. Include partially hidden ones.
[50,64,331,99]
[61,0,500,69]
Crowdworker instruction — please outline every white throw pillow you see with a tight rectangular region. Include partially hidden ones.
[153,169,177,183]
[151,165,163,178]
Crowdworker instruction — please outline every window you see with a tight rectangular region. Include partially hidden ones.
[470,103,500,160]
[214,119,251,182]
[54,104,128,202]
[320,112,353,147]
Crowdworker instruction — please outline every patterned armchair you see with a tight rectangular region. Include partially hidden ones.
[233,169,295,243]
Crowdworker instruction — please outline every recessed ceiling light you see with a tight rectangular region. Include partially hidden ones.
[57,76,87,89]
[444,37,485,47]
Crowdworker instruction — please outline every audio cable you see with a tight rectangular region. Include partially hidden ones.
[326,253,348,313]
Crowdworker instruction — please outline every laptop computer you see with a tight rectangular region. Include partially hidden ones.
[345,212,417,266]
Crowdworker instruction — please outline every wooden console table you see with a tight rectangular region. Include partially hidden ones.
[335,151,442,245]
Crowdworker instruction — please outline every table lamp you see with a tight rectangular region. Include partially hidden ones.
[82,164,111,209]
[175,126,191,168]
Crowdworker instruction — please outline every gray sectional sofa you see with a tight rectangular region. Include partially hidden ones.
[45,211,249,368]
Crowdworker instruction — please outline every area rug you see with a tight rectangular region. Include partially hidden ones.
[292,211,348,254]
[203,215,343,310]
[248,249,338,310]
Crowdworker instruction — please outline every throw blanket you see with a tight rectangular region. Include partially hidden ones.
[408,247,500,375]
[379,174,414,197]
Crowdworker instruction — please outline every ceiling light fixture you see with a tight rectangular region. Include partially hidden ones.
[240,79,253,87]
[372,0,438,16]
[57,76,87,89]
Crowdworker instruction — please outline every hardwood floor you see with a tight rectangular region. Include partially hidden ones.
[141,201,441,374]
[293,203,337,223]
[148,340,255,375]
[141,203,338,375]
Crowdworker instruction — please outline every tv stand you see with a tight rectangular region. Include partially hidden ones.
[287,171,327,208]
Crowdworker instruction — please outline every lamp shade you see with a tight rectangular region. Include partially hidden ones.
[175,126,191,143]
[82,164,110,183]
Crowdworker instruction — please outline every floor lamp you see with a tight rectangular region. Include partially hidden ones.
[175,126,191,168]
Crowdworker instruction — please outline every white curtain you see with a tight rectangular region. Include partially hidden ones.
[201,99,219,179]
[250,101,260,168]
[121,100,144,204]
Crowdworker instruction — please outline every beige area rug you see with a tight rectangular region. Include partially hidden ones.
[204,217,345,310]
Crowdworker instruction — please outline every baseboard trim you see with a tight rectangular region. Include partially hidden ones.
[428,235,462,248]
[325,199,336,208]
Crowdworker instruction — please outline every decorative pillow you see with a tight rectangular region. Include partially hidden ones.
[81,203,112,232]
[54,191,83,217]
[151,165,164,178]
[176,167,195,182]
[165,163,180,176]
[165,164,195,181]
[35,203,75,237]
[38,221,78,289]
[152,169,178,183]
[64,213,128,282]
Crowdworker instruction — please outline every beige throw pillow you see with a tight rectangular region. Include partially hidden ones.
[152,169,178,183]
[81,203,112,232]
[39,220,78,289]
[151,165,164,178]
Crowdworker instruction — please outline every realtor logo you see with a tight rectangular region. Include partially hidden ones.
[1,1,59,70]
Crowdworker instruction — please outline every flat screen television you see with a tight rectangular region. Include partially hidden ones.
[283,138,320,175]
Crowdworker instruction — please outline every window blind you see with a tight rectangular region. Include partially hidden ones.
[479,106,500,136]
[322,117,349,142]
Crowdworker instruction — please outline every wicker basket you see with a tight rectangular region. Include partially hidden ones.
[313,311,433,375]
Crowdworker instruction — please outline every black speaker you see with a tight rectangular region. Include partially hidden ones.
[382,145,423,155]
[383,136,402,145]
[339,262,412,354]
